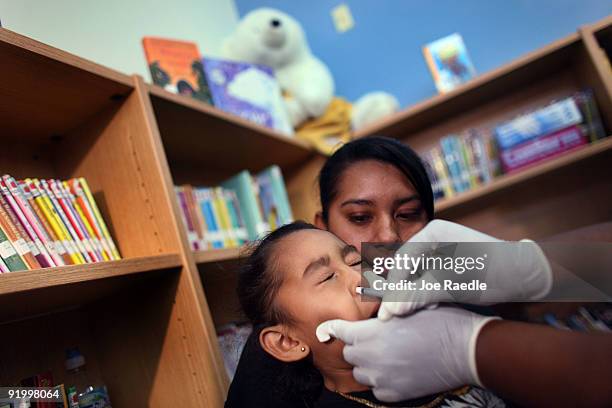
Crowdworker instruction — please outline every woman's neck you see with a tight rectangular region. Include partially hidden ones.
[320,365,369,393]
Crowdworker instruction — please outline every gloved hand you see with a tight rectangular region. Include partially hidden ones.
[316,307,500,402]
[377,219,553,320]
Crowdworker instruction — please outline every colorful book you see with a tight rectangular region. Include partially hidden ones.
[494,97,583,150]
[0,225,27,271]
[423,33,476,94]
[196,188,224,249]
[0,190,42,269]
[256,166,294,226]
[202,58,293,135]
[499,125,587,173]
[221,170,269,241]
[142,37,212,103]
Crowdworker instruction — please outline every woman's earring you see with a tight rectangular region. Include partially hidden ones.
[301,347,306,352]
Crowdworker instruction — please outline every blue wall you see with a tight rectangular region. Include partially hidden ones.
[234,0,612,108]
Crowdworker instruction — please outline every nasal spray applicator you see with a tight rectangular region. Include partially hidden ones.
[316,286,383,342]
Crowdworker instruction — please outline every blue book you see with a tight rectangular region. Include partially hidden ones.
[222,170,269,241]
[256,166,293,226]
[494,97,583,150]
[196,188,224,248]
[440,136,468,193]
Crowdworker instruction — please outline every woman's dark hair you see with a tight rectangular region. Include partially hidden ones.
[318,136,434,224]
[231,221,323,407]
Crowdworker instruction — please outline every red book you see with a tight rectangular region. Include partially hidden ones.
[500,125,588,174]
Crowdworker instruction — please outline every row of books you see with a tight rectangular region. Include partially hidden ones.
[423,89,607,201]
[542,305,612,333]
[176,165,293,251]
[0,176,120,273]
[142,37,293,135]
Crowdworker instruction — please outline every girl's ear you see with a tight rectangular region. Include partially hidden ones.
[314,211,327,230]
[259,325,310,362]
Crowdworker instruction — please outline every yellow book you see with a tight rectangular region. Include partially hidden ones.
[79,178,120,260]
[26,179,85,265]
[212,188,237,248]
[64,181,110,261]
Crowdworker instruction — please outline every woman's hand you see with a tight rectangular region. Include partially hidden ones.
[316,307,499,401]
[377,219,553,320]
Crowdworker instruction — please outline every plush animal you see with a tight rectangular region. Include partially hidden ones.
[222,8,399,153]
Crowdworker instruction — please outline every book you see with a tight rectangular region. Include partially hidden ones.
[573,89,606,142]
[499,125,587,173]
[222,171,270,241]
[256,166,294,227]
[202,58,293,135]
[142,37,212,103]
[0,224,27,271]
[423,33,476,94]
[0,191,41,269]
[494,97,583,150]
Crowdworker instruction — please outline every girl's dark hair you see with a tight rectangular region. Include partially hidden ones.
[233,221,323,407]
[318,136,434,224]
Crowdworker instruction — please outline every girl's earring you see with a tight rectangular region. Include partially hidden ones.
[301,347,306,352]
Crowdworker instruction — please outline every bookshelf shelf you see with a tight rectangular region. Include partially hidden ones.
[194,247,244,264]
[147,84,319,185]
[0,28,133,142]
[0,254,181,297]
[435,136,612,213]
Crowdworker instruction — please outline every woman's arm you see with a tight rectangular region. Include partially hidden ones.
[477,320,612,408]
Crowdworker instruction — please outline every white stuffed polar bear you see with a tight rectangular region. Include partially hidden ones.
[222,8,399,133]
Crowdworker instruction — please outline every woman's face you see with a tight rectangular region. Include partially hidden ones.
[270,228,380,369]
[323,160,428,249]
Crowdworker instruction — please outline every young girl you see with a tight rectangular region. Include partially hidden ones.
[233,221,506,407]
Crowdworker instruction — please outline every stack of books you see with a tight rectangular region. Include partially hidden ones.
[176,165,293,251]
[0,176,120,272]
[422,89,607,201]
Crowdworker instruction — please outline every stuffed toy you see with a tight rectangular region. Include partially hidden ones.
[222,8,399,153]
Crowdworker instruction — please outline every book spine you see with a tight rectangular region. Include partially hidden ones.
[421,153,444,200]
[201,189,224,248]
[440,136,466,193]
[0,255,9,272]
[227,190,248,243]
[184,185,205,251]
[176,187,199,250]
[60,181,108,261]
[67,179,113,260]
[0,193,39,269]
[50,180,101,262]
[20,180,72,265]
[0,178,53,267]
[193,189,211,249]
[5,176,64,267]
[29,179,85,265]
[0,223,28,271]
[430,147,454,198]
[78,178,120,259]
[40,179,93,263]
[268,166,294,224]
[494,97,583,150]
[212,188,236,248]
[500,125,587,173]
[458,135,480,189]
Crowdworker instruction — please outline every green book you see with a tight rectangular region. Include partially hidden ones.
[221,170,269,241]
[0,225,27,271]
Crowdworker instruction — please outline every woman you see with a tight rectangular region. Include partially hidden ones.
[226,136,612,407]
[235,221,505,407]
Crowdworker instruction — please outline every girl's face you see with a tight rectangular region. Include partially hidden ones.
[267,228,379,370]
[321,160,428,248]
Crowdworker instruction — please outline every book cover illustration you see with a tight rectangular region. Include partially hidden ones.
[203,58,294,135]
[423,33,476,94]
[142,37,212,104]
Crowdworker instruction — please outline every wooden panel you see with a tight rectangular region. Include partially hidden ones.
[0,255,180,296]
[194,247,245,264]
[579,26,612,129]
[148,84,318,184]
[134,77,230,401]
[285,155,327,223]
[439,150,612,240]
[0,28,132,141]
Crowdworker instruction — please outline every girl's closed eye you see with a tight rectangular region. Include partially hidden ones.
[319,271,337,284]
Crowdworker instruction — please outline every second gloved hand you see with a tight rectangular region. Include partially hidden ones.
[377,220,553,320]
[316,307,500,402]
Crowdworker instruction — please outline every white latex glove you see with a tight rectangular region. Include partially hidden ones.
[316,307,500,402]
[378,219,553,320]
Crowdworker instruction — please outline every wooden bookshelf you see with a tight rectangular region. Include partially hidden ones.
[353,18,612,240]
[193,247,244,264]
[2,14,612,407]
[435,136,612,213]
[0,254,181,297]
[148,84,316,186]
